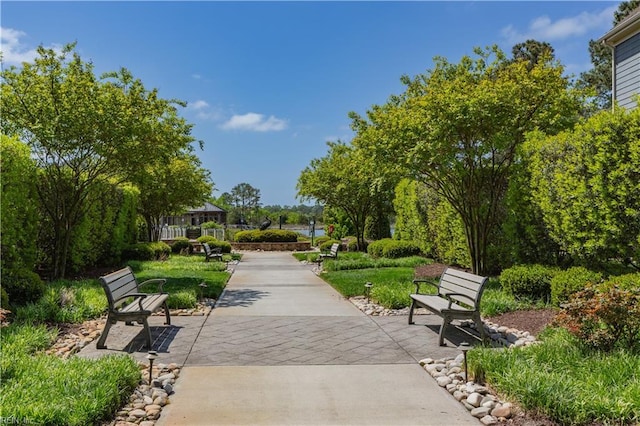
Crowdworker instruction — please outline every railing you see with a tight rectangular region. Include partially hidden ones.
[160,226,225,241]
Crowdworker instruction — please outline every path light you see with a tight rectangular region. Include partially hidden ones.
[364,282,373,303]
[146,350,158,383]
[199,282,208,302]
[459,342,470,381]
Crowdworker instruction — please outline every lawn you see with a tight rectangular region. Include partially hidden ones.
[0,254,233,425]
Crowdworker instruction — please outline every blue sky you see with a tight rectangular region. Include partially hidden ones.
[2,1,619,206]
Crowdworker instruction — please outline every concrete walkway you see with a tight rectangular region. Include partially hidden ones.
[81,251,479,425]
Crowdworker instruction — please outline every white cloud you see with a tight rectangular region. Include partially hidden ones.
[221,112,288,132]
[501,6,616,44]
[1,27,40,64]
[188,99,223,120]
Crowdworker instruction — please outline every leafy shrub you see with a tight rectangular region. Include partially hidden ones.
[235,229,298,242]
[122,242,170,261]
[196,235,217,244]
[550,266,603,305]
[319,239,341,251]
[201,221,222,229]
[171,237,193,254]
[345,236,364,252]
[499,264,558,301]
[1,287,9,309]
[315,236,331,247]
[601,273,640,291]
[367,238,421,259]
[2,269,46,308]
[554,283,640,352]
[371,282,414,309]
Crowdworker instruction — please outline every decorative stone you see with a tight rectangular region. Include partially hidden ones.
[164,383,174,394]
[491,405,512,418]
[471,406,491,418]
[480,414,498,425]
[453,391,465,401]
[129,409,147,418]
[466,392,483,407]
[436,376,452,387]
[419,358,434,366]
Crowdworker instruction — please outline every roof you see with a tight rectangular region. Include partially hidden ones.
[186,202,226,213]
[600,6,640,46]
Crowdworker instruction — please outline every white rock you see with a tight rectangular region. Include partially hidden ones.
[471,406,491,418]
[480,414,498,425]
[436,376,452,387]
[466,392,483,407]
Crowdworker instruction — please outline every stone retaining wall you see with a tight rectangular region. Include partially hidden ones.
[230,242,311,251]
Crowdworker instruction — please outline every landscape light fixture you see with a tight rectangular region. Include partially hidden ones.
[146,350,158,383]
[459,342,470,381]
[364,282,373,303]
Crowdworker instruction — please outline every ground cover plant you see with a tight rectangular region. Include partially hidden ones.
[469,328,640,425]
[0,323,140,425]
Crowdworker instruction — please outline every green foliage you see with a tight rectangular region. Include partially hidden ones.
[234,229,298,242]
[344,236,364,252]
[323,267,418,298]
[471,327,640,424]
[321,252,428,272]
[554,284,640,352]
[550,267,603,306]
[601,273,640,291]
[367,238,421,259]
[353,46,582,274]
[499,264,558,301]
[14,280,107,324]
[525,107,640,263]
[122,242,170,261]
[171,237,193,254]
[196,235,232,253]
[0,135,39,275]
[370,281,415,309]
[2,268,46,308]
[392,179,434,256]
[314,235,331,247]
[319,239,341,251]
[200,221,222,229]
[1,287,9,309]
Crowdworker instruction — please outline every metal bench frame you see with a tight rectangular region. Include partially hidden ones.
[408,267,488,346]
[97,266,171,349]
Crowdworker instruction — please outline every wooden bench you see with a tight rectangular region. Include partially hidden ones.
[203,242,223,262]
[408,267,488,346]
[317,243,339,265]
[97,266,171,349]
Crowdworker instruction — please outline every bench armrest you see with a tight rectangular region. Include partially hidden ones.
[113,293,149,311]
[412,279,438,294]
[139,278,167,292]
[443,292,475,309]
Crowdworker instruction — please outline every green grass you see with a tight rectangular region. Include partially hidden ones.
[130,255,231,309]
[1,323,140,425]
[470,328,640,424]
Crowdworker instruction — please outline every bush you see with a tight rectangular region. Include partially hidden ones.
[319,239,341,251]
[554,283,640,352]
[171,237,193,254]
[196,235,232,253]
[601,273,640,291]
[2,269,46,308]
[499,264,558,301]
[1,287,9,309]
[368,239,421,259]
[122,242,170,261]
[235,229,298,243]
[315,235,331,247]
[550,267,603,305]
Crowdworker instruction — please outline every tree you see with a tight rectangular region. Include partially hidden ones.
[230,183,261,225]
[351,46,583,274]
[511,39,555,69]
[297,141,383,250]
[525,107,640,267]
[133,152,213,241]
[1,44,200,277]
[579,1,639,110]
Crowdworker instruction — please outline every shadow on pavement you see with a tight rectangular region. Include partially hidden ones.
[216,289,270,308]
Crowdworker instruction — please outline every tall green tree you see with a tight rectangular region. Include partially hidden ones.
[297,141,384,250]
[525,106,640,266]
[351,46,582,273]
[579,1,639,110]
[230,183,261,225]
[134,152,213,241]
[1,44,200,277]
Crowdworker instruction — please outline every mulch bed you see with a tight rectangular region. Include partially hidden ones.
[486,308,558,337]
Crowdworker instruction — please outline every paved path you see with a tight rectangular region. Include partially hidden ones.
[80,251,479,425]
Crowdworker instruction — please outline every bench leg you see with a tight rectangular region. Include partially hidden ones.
[474,313,487,343]
[97,316,114,349]
[408,299,417,325]
[439,315,452,346]
[163,301,171,325]
[142,318,152,349]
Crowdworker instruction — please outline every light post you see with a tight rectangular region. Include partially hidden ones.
[364,282,373,303]
[459,342,470,382]
[309,218,315,246]
[146,350,158,384]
